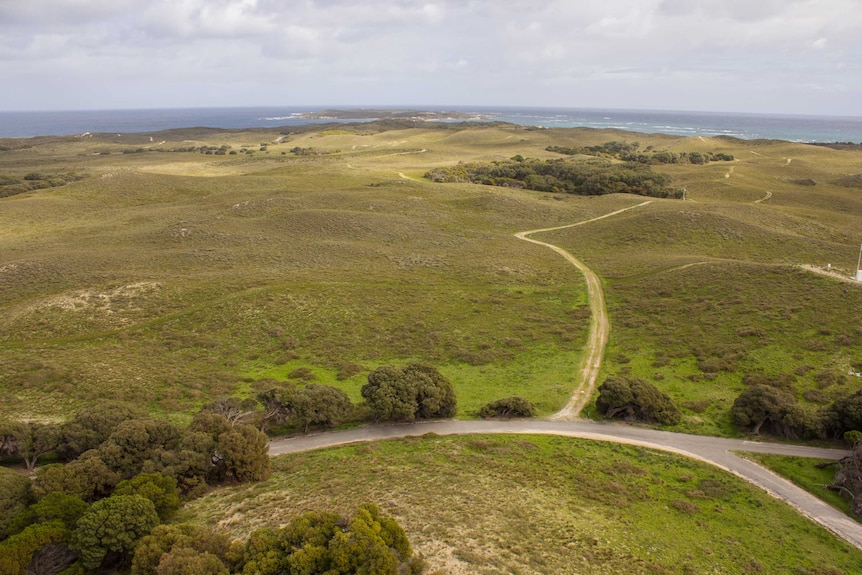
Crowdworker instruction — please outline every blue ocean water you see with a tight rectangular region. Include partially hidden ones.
[1,106,862,143]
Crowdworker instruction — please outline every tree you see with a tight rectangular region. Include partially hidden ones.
[361,366,417,421]
[477,397,536,419]
[822,391,862,439]
[32,450,120,502]
[58,401,147,461]
[731,385,804,437]
[9,492,89,534]
[199,397,258,427]
[0,520,70,575]
[361,363,456,422]
[97,418,181,479]
[113,473,181,521]
[154,546,230,575]
[131,524,233,575]
[236,505,417,575]
[0,420,62,472]
[829,443,862,517]
[596,376,681,425]
[291,385,354,433]
[215,424,271,483]
[256,385,295,432]
[0,467,32,539]
[70,494,160,571]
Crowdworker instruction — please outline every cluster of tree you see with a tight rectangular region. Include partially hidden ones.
[546,142,734,165]
[425,157,681,198]
[361,363,457,422]
[0,401,274,574]
[245,363,456,432]
[731,386,862,441]
[1,486,422,575]
[256,383,354,433]
[289,147,339,156]
[0,172,87,198]
[595,376,681,425]
[476,397,536,418]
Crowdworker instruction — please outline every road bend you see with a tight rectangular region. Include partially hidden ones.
[268,200,862,550]
[269,420,861,550]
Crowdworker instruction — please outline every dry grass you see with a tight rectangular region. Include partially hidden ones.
[180,435,862,575]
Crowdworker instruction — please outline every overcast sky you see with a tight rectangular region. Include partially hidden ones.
[2,0,861,115]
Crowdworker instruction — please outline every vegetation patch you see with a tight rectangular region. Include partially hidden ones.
[426,157,682,198]
[181,434,862,575]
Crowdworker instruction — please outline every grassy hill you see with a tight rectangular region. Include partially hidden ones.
[180,434,862,574]
[1,123,860,431]
[3,121,862,573]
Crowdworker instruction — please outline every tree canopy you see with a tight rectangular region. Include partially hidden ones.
[361,363,456,422]
[596,376,681,425]
[425,157,682,198]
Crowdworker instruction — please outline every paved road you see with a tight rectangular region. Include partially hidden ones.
[270,419,862,550]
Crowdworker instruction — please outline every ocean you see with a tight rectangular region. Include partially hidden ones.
[2,106,862,143]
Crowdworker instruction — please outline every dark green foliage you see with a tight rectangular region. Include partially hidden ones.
[215,424,271,483]
[113,473,181,521]
[97,418,181,479]
[546,142,734,164]
[0,520,71,575]
[476,397,537,418]
[0,171,86,198]
[58,401,148,461]
[822,391,862,439]
[741,373,797,389]
[237,504,416,575]
[731,385,813,438]
[256,384,296,432]
[33,451,121,502]
[596,376,681,425]
[291,384,354,433]
[131,524,234,575]
[0,420,62,472]
[9,492,89,535]
[0,468,31,539]
[70,494,160,570]
[425,158,681,198]
[362,363,457,422]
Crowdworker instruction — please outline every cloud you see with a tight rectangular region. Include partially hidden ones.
[1,0,862,113]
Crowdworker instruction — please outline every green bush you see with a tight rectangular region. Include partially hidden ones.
[476,397,536,418]
[596,376,681,425]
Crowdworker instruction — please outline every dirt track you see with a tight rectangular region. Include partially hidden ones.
[514,201,652,418]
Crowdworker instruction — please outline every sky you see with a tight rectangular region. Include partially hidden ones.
[1,0,861,116]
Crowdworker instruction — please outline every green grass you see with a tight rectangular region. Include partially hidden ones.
[179,434,862,575]
[1,125,861,431]
[742,452,858,519]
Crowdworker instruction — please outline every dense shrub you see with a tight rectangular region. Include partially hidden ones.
[731,385,814,438]
[362,363,456,421]
[476,397,536,418]
[425,157,682,198]
[595,376,681,425]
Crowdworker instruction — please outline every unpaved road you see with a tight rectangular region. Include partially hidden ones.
[515,201,652,418]
[270,420,862,550]
[268,199,862,550]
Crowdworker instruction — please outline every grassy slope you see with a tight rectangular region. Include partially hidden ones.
[0,126,599,419]
[181,434,862,575]
[1,125,860,429]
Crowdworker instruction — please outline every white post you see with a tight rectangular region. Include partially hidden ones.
[857,242,862,282]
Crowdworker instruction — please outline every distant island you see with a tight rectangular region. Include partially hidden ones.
[296,108,489,121]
